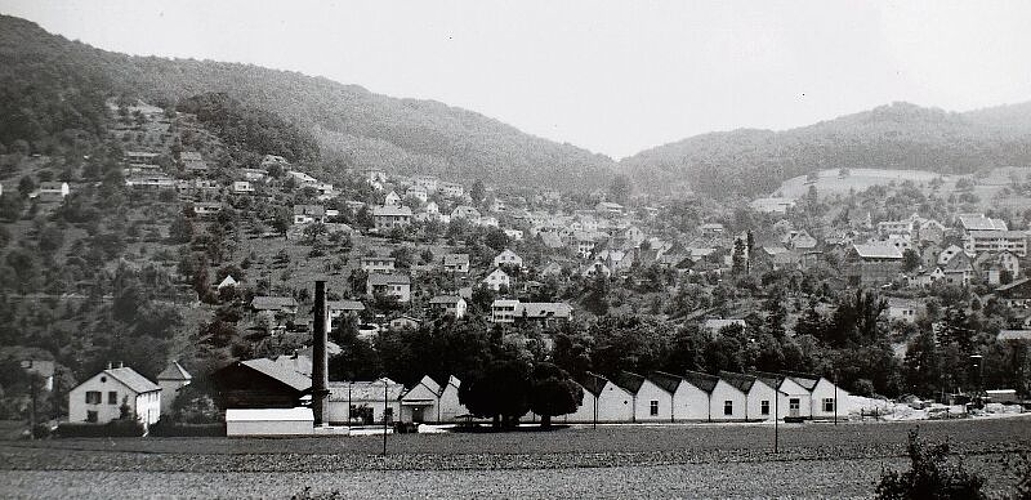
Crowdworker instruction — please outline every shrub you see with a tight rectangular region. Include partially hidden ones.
[148,420,225,437]
[875,428,986,499]
[56,420,145,438]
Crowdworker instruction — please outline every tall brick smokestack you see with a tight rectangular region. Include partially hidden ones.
[312,280,329,427]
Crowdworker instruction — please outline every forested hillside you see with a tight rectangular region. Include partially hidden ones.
[622,101,1031,197]
[0,15,616,191]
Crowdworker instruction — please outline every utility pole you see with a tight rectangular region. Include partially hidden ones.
[774,389,779,454]
[28,377,37,440]
[382,378,388,455]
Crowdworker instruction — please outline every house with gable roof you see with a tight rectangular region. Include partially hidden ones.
[564,372,634,424]
[157,361,192,414]
[68,365,162,426]
[718,371,778,421]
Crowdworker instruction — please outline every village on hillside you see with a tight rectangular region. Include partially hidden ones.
[1,98,1030,438]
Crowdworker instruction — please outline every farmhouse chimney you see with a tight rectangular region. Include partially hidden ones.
[312,280,330,427]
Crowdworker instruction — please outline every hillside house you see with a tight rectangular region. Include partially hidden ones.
[36,181,70,201]
[68,365,161,427]
[240,168,266,181]
[450,205,481,220]
[405,185,428,203]
[216,274,238,290]
[251,296,299,314]
[886,298,923,323]
[941,252,974,286]
[482,268,511,291]
[389,315,421,330]
[360,256,396,274]
[438,182,464,198]
[974,251,1020,286]
[157,361,192,414]
[429,295,467,318]
[327,379,403,425]
[845,243,903,286]
[232,181,255,194]
[964,230,1028,257]
[287,170,319,185]
[210,358,311,409]
[959,214,1008,233]
[411,175,439,193]
[443,253,470,273]
[564,373,634,424]
[700,223,725,237]
[193,202,222,217]
[293,205,326,225]
[384,191,402,206]
[372,205,412,231]
[916,219,946,244]
[20,360,54,391]
[425,201,440,214]
[503,229,524,241]
[490,299,520,323]
[493,249,523,268]
[327,300,365,330]
[937,244,965,266]
[595,201,625,215]
[367,273,411,302]
[996,278,1031,308]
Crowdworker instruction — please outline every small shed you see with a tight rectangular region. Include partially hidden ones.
[226,407,313,436]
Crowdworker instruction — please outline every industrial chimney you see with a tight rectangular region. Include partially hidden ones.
[312,280,330,427]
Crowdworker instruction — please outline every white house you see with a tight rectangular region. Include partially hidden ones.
[372,205,412,231]
[36,181,70,201]
[786,372,850,420]
[232,181,255,194]
[398,375,469,424]
[367,273,411,302]
[68,365,161,427]
[611,371,672,423]
[443,253,470,273]
[750,371,813,420]
[384,191,402,206]
[490,299,520,323]
[405,185,428,203]
[482,268,511,291]
[217,274,238,290]
[157,361,192,415]
[564,373,634,424]
[719,371,778,421]
[649,371,711,422]
[293,205,326,225]
[683,370,747,421]
[360,256,396,274]
[429,295,467,318]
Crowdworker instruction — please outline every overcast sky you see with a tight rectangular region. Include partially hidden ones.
[3,1,1031,158]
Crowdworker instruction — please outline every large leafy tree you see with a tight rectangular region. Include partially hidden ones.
[528,363,583,429]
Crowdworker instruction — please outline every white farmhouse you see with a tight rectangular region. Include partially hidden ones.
[482,268,511,291]
[68,365,161,427]
[157,361,192,415]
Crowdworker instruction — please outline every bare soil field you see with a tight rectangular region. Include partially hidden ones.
[1,416,1028,498]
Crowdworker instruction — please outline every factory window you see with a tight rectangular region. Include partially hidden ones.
[823,398,835,413]
[724,401,733,416]
[649,400,659,416]
[761,401,770,415]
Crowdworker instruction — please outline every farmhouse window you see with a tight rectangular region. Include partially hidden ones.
[85,391,101,404]
[823,398,835,412]
[761,400,770,415]
[108,391,118,404]
[649,400,659,416]
[723,401,733,415]
[86,410,98,423]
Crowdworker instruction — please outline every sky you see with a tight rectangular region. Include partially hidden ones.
[2,1,1031,159]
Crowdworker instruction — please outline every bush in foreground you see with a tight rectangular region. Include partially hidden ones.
[875,428,986,500]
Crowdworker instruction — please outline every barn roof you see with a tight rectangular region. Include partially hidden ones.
[647,371,683,395]
[681,370,719,393]
[718,371,758,394]
[576,372,610,397]
[611,371,646,394]
[240,358,311,392]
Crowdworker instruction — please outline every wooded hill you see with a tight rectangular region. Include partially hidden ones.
[621,101,1031,198]
[0,15,616,191]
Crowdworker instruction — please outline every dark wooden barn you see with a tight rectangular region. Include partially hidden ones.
[210,358,312,409]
